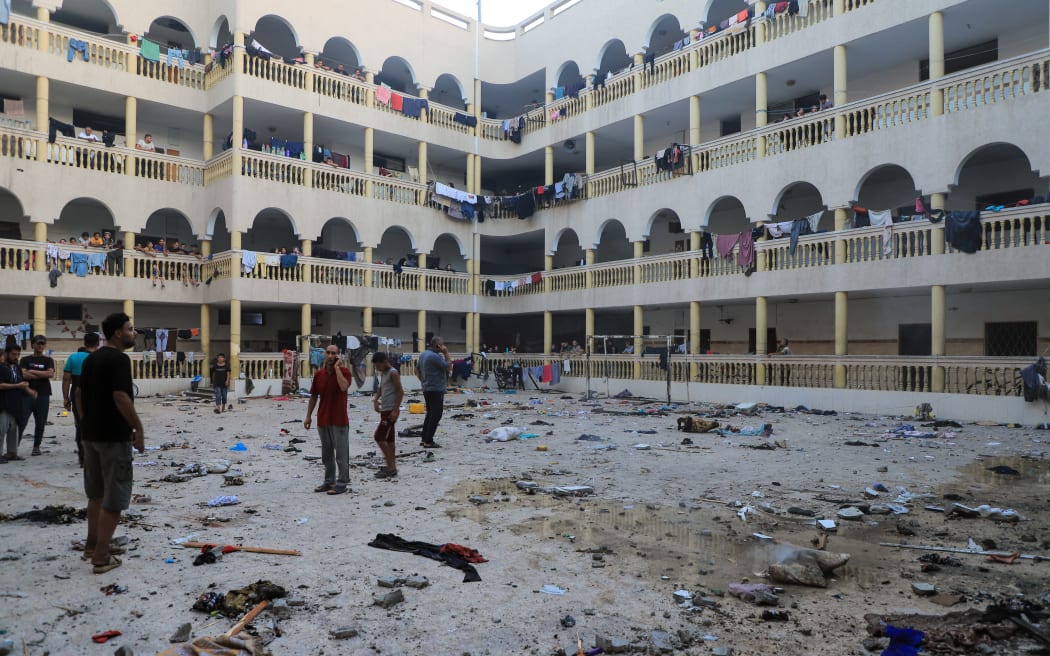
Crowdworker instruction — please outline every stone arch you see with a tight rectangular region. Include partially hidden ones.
[554,61,585,90]
[320,36,361,72]
[375,56,418,94]
[430,233,466,271]
[318,217,362,252]
[703,0,747,25]
[210,15,232,49]
[645,14,686,56]
[206,209,231,251]
[771,181,826,223]
[595,218,631,263]
[952,142,1046,209]
[854,164,920,211]
[375,225,417,263]
[251,15,300,61]
[55,198,116,242]
[145,16,196,51]
[52,0,120,34]
[645,208,686,255]
[143,208,195,248]
[596,39,631,77]
[705,196,748,233]
[432,73,465,105]
[551,228,582,268]
[246,208,299,252]
[430,232,466,257]
[0,185,25,220]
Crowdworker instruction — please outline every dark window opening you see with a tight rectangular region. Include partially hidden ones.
[985,322,1037,357]
[975,189,1034,212]
[748,328,778,354]
[720,115,741,137]
[920,39,998,81]
[898,324,932,356]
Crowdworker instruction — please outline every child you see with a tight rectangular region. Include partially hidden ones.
[371,352,403,478]
[211,353,230,413]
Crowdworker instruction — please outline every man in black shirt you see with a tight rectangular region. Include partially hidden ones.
[210,353,230,413]
[76,313,143,575]
[0,344,36,461]
[19,335,55,456]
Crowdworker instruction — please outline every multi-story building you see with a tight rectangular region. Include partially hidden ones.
[0,0,1047,420]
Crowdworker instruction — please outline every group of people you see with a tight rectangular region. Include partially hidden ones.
[133,238,203,287]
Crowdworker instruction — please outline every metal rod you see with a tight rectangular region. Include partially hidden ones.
[878,542,1048,560]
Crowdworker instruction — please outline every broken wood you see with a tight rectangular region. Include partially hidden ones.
[179,542,301,556]
[396,449,427,459]
[1009,615,1050,645]
[879,542,1048,561]
[223,599,269,638]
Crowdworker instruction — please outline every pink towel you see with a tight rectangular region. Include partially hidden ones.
[736,231,755,268]
[715,234,740,258]
[375,85,392,105]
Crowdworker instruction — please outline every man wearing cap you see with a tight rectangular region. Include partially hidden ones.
[20,335,55,456]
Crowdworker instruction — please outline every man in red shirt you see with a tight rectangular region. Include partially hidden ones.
[304,344,351,495]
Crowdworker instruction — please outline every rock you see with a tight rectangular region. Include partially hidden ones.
[817,519,837,531]
[768,545,851,588]
[867,504,892,515]
[377,576,402,588]
[877,466,889,473]
[286,597,307,607]
[911,582,937,596]
[467,495,489,505]
[168,622,192,643]
[712,648,734,656]
[837,506,864,520]
[373,589,405,609]
[270,598,291,619]
[595,635,630,653]
[650,630,674,653]
[329,626,359,639]
[403,576,429,589]
[862,636,888,652]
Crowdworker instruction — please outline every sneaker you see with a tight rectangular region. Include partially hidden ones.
[314,483,333,493]
[374,468,398,479]
[31,447,42,456]
[420,441,442,449]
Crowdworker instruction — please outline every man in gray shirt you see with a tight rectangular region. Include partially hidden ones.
[417,336,452,448]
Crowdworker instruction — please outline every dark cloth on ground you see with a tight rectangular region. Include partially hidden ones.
[368,533,483,582]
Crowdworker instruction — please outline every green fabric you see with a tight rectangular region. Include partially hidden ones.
[140,38,160,62]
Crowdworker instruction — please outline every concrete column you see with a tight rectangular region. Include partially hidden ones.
[585,308,595,343]
[930,193,946,255]
[833,45,847,139]
[633,305,644,378]
[233,32,245,71]
[303,53,315,94]
[633,114,644,161]
[544,146,554,186]
[474,156,482,195]
[689,230,701,278]
[585,131,595,174]
[417,87,429,124]
[229,299,241,378]
[931,285,946,392]
[755,296,768,385]
[303,111,314,164]
[365,71,375,107]
[123,230,135,277]
[363,246,374,287]
[416,253,426,291]
[33,223,46,272]
[300,303,311,376]
[688,95,701,144]
[689,300,701,380]
[31,296,44,338]
[301,239,312,283]
[125,96,137,175]
[633,52,645,88]
[230,231,242,251]
[584,74,595,109]
[833,0,845,16]
[203,113,214,160]
[417,310,427,352]
[756,223,768,272]
[231,94,244,176]
[465,153,475,194]
[756,72,768,157]
[834,208,848,264]
[122,299,133,326]
[36,7,48,53]
[543,311,553,355]
[363,306,373,335]
[755,1,768,44]
[633,240,644,285]
[834,291,848,388]
[200,239,211,257]
[417,141,428,184]
[465,312,474,354]
[584,248,595,289]
[929,12,945,116]
[363,127,374,194]
[35,76,47,161]
[543,254,553,293]
[473,78,482,136]
[200,303,210,369]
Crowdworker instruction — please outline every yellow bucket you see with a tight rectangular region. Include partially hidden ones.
[408,402,425,414]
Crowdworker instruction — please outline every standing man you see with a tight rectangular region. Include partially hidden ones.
[304,344,351,495]
[20,335,55,456]
[76,312,142,575]
[62,333,100,466]
[0,344,36,461]
[371,352,403,479]
[210,353,230,414]
[418,336,452,449]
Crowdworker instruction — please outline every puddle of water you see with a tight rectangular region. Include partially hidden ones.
[958,456,1050,486]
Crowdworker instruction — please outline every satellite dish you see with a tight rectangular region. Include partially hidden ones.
[563,139,576,152]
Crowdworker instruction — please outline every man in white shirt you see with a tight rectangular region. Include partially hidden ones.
[134,133,156,177]
[135,133,156,152]
[77,126,101,143]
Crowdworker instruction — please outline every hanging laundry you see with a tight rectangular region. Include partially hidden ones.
[241,251,257,274]
[945,211,982,253]
[139,39,161,63]
[453,112,477,127]
[390,93,404,111]
[375,85,392,105]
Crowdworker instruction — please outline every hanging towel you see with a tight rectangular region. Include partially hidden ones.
[945,211,982,253]
[541,364,553,383]
[69,253,89,277]
[140,39,161,63]
[375,85,392,105]
[0,0,10,26]
[390,93,403,111]
[715,234,740,259]
[867,210,894,256]
[806,211,823,233]
[279,254,299,268]
[241,251,257,274]
[736,231,755,268]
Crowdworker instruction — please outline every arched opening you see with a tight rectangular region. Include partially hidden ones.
[142,208,196,249]
[595,219,631,262]
[55,198,116,244]
[250,15,300,61]
[432,73,465,106]
[211,15,233,49]
[51,0,119,35]
[704,0,747,26]
[706,196,748,234]
[551,229,582,268]
[646,14,686,57]
[0,187,27,239]
[144,16,196,51]
[320,37,361,74]
[855,165,919,213]
[246,209,298,252]
[645,209,686,255]
[954,143,1047,210]
[207,209,231,252]
[771,182,828,230]
[375,226,415,264]
[430,234,466,272]
[596,39,631,80]
[318,217,361,253]
[555,61,585,93]
[375,56,418,94]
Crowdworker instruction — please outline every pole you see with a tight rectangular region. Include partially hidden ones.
[585,336,592,401]
[665,335,672,406]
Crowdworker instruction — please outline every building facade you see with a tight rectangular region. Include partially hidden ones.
[0,0,1048,416]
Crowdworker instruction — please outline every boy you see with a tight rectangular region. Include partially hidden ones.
[210,353,230,413]
[371,352,403,478]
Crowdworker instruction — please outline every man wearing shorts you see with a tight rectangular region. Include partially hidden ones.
[371,352,403,478]
[76,313,143,574]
